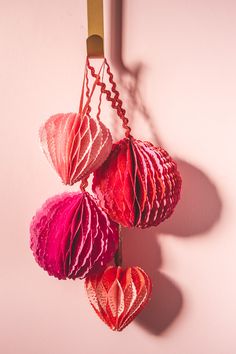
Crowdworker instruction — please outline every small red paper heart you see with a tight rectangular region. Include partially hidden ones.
[85,266,152,331]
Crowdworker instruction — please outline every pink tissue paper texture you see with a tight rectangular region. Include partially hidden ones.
[30,192,119,279]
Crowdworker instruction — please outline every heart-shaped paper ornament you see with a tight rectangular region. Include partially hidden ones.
[93,136,182,228]
[30,192,119,279]
[40,112,112,185]
[40,60,112,185]
[85,266,152,331]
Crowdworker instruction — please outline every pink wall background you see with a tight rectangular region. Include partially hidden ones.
[1,0,236,353]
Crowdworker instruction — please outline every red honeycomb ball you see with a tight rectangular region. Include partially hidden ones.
[93,136,182,228]
[30,192,119,280]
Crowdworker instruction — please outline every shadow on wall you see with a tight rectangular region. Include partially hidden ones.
[110,0,222,336]
[122,227,184,335]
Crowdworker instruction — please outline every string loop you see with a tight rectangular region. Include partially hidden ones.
[86,57,132,137]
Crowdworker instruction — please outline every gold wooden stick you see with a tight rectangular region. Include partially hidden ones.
[87,0,104,58]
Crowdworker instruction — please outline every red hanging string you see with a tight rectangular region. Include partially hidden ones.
[96,62,105,122]
[85,65,92,117]
[80,177,89,192]
[86,57,131,138]
[104,59,131,137]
